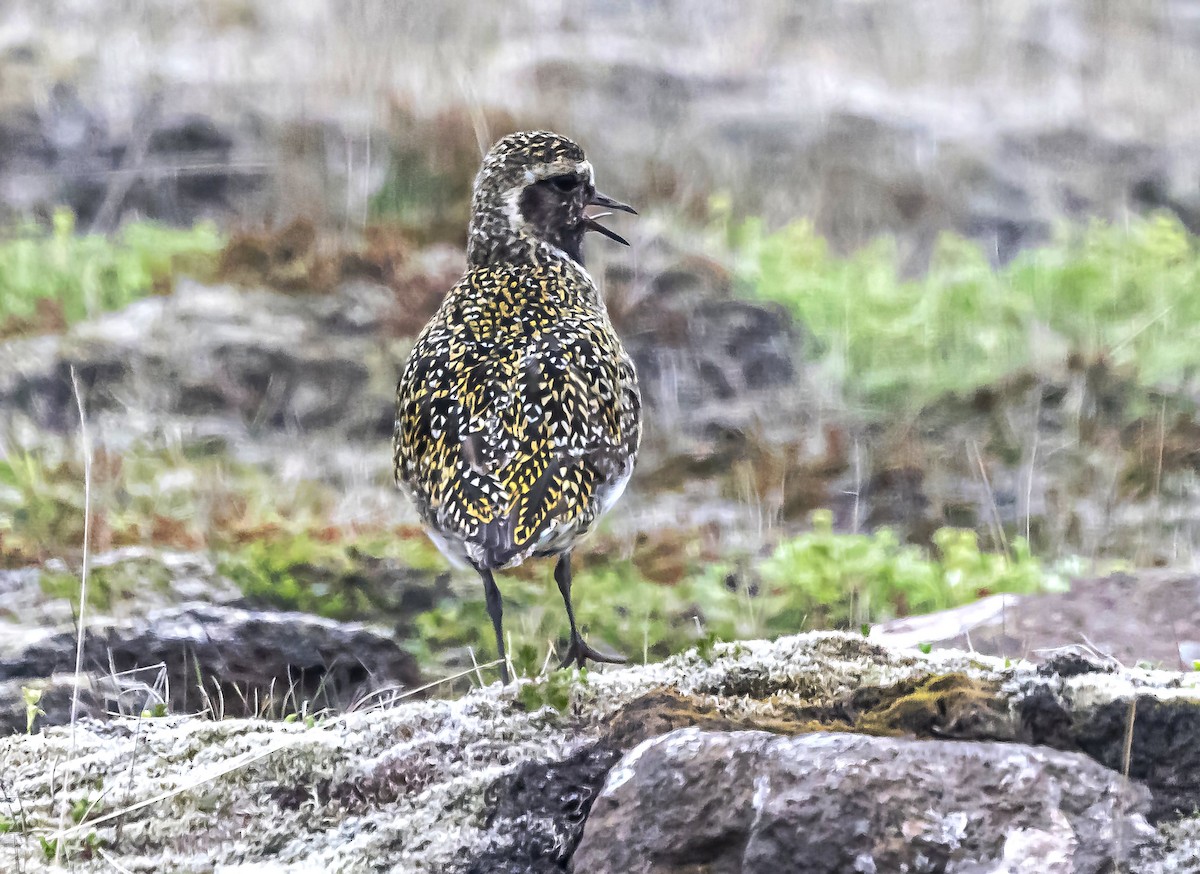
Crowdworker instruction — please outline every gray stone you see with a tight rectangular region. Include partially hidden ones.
[0,281,405,443]
[0,603,421,731]
[573,728,1158,874]
[873,570,1200,669]
[0,83,261,229]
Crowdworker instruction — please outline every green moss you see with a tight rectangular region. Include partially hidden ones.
[517,670,586,713]
[599,673,1014,751]
[219,536,372,620]
[855,673,1008,738]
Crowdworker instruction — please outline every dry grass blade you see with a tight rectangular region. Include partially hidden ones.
[1121,697,1137,779]
[349,660,503,714]
[970,440,1011,560]
[55,366,93,863]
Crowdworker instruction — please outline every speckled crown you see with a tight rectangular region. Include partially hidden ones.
[483,130,586,171]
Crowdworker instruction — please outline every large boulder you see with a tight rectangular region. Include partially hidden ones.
[574,728,1153,873]
[874,570,1200,669]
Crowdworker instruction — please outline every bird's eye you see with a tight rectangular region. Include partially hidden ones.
[548,175,581,193]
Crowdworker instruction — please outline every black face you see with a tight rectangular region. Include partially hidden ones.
[518,173,592,264]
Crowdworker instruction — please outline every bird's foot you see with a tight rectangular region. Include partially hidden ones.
[558,633,627,671]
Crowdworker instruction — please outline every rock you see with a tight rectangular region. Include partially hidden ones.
[608,252,810,434]
[0,85,263,228]
[0,548,241,628]
[467,744,625,874]
[2,631,1199,871]
[596,248,842,533]
[0,603,421,732]
[573,728,1155,874]
[873,570,1200,669]
[0,280,405,442]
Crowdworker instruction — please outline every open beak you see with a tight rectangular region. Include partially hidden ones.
[584,191,637,246]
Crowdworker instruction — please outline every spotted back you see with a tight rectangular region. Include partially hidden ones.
[393,255,640,570]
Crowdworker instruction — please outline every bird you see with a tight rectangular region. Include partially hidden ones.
[393,130,641,684]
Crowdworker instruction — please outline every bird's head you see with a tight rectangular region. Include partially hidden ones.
[467,130,636,267]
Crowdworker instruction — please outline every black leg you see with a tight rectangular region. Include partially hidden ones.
[554,552,581,641]
[478,567,510,684]
[555,553,626,670]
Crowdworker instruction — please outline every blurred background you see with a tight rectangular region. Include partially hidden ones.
[3,0,1200,727]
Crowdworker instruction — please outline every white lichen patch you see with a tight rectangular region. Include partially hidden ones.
[0,631,1189,872]
[1064,669,1200,711]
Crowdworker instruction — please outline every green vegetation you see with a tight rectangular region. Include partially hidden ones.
[0,442,332,568]
[38,559,173,614]
[3,439,1058,675]
[21,686,44,734]
[0,209,222,335]
[411,510,1058,673]
[216,527,446,620]
[69,794,102,825]
[729,212,1200,408]
[516,669,585,714]
[748,511,1053,628]
[220,535,386,621]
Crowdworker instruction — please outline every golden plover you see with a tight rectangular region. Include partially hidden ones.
[393,131,640,683]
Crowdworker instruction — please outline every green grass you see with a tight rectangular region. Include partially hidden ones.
[0,209,222,333]
[728,212,1200,408]
[409,510,1059,672]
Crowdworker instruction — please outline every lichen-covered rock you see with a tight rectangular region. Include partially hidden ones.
[3,280,407,439]
[573,728,1154,873]
[3,633,1200,872]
